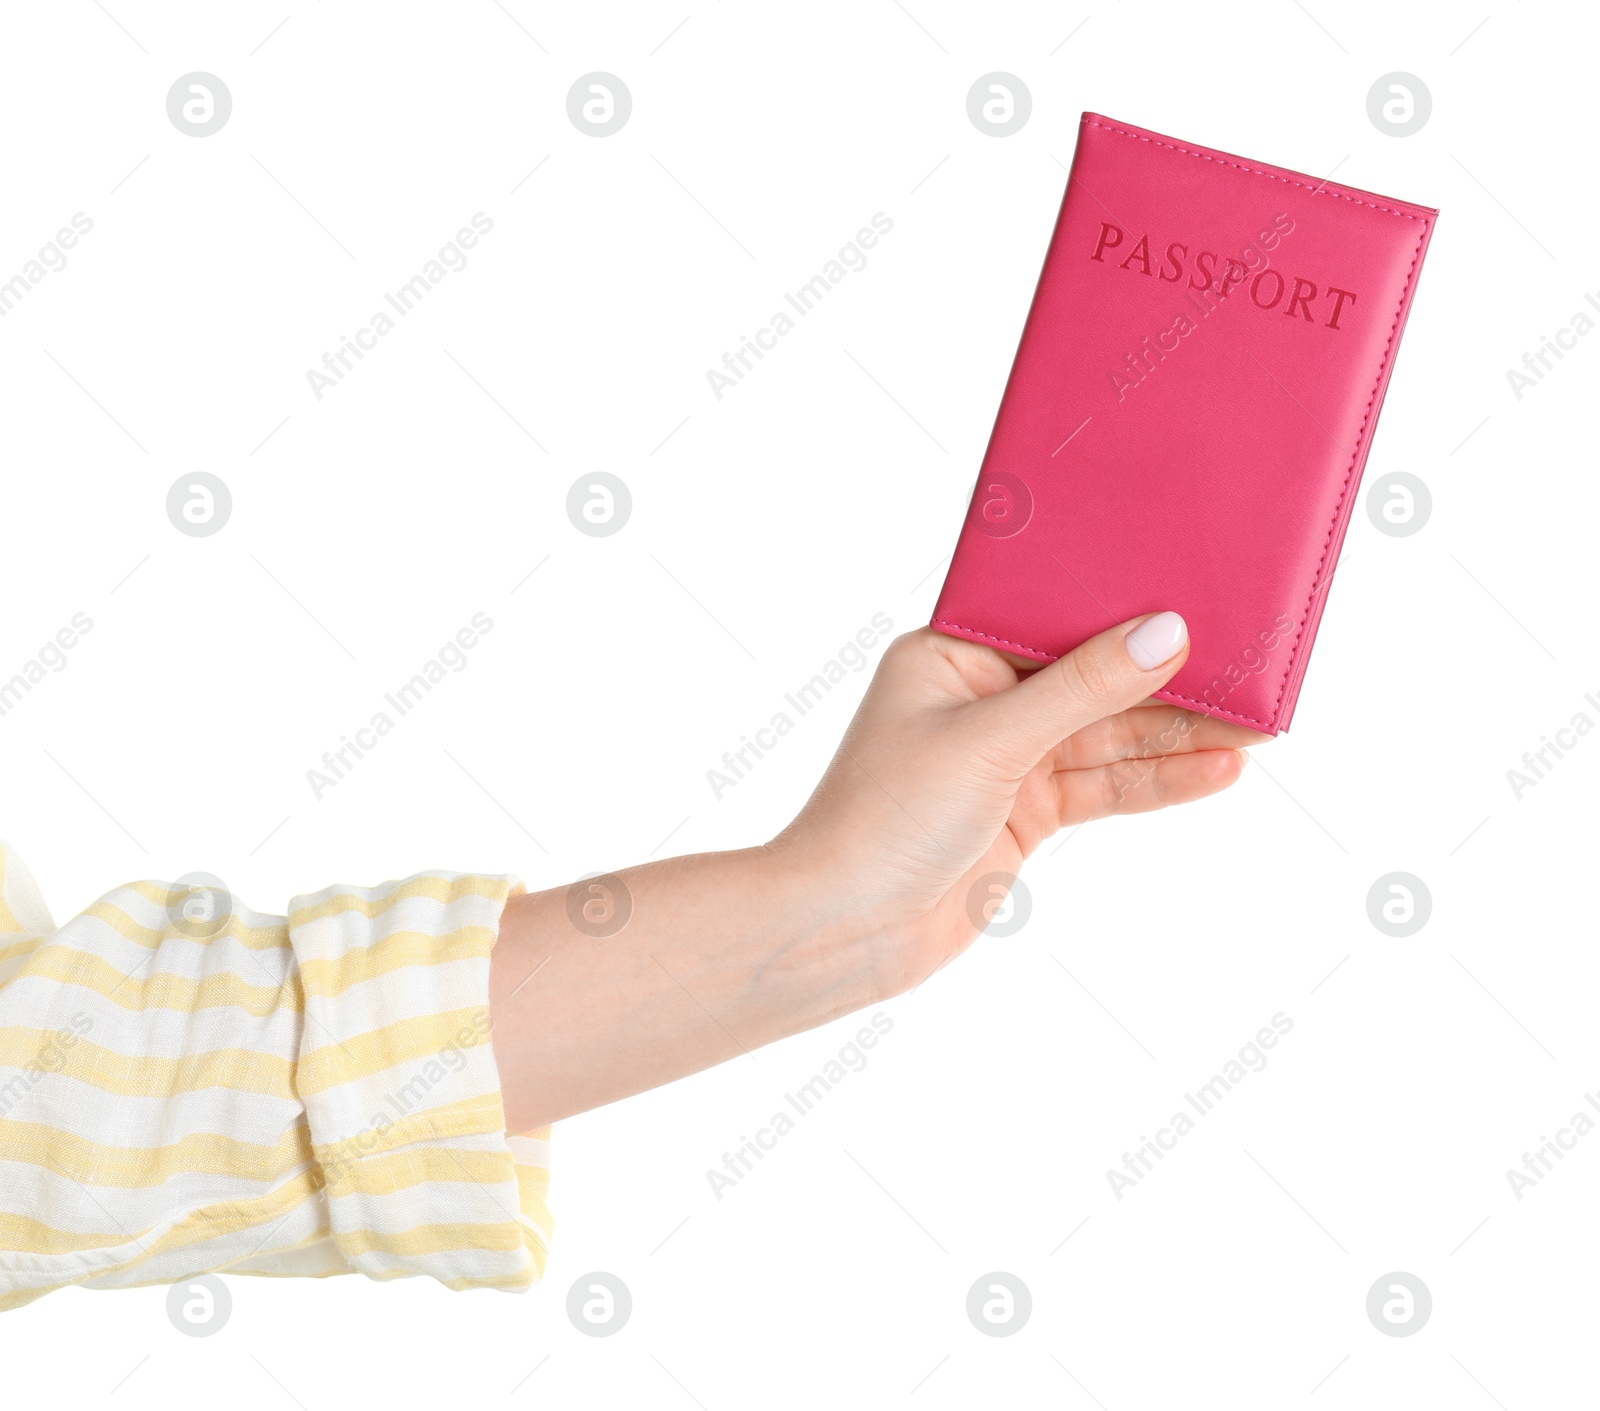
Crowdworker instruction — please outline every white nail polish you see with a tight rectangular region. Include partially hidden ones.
[1125,612,1188,670]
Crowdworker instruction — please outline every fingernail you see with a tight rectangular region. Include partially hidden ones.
[1125,612,1188,670]
[1235,748,1251,769]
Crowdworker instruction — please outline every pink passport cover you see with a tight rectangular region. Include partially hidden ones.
[931,113,1437,734]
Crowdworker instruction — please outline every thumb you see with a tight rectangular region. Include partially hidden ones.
[967,612,1191,773]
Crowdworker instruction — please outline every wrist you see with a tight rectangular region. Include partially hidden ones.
[756,832,907,1012]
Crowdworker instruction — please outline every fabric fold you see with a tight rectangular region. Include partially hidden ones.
[286,872,551,1288]
[0,848,551,1312]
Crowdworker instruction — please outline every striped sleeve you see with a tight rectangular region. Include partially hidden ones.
[0,844,552,1311]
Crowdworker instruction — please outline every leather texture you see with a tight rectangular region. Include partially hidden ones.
[931,113,1437,734]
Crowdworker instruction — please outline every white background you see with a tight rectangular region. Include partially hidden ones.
[1,1,1594,1406]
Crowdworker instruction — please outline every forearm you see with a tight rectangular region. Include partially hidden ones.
[488,845,887,1132]
[488,621,1248,1133]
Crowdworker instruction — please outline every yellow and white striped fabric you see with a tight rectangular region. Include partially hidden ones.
[0,840,551,1312]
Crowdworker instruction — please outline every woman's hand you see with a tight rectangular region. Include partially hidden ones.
[492,612,1267,1131]
[770,614,1267,998]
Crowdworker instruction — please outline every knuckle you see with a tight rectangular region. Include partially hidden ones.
[879,629,932,675]
[1095,766,1123,818]
[1054,646,1120,708]
[1105,757,1154,811]
[885,628,930,660]
[1108,712,1144,761]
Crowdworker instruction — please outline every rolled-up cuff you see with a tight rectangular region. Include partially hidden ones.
[287,872,552,1290]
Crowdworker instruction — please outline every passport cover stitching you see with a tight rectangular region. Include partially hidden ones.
[1084,119,1428,223]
